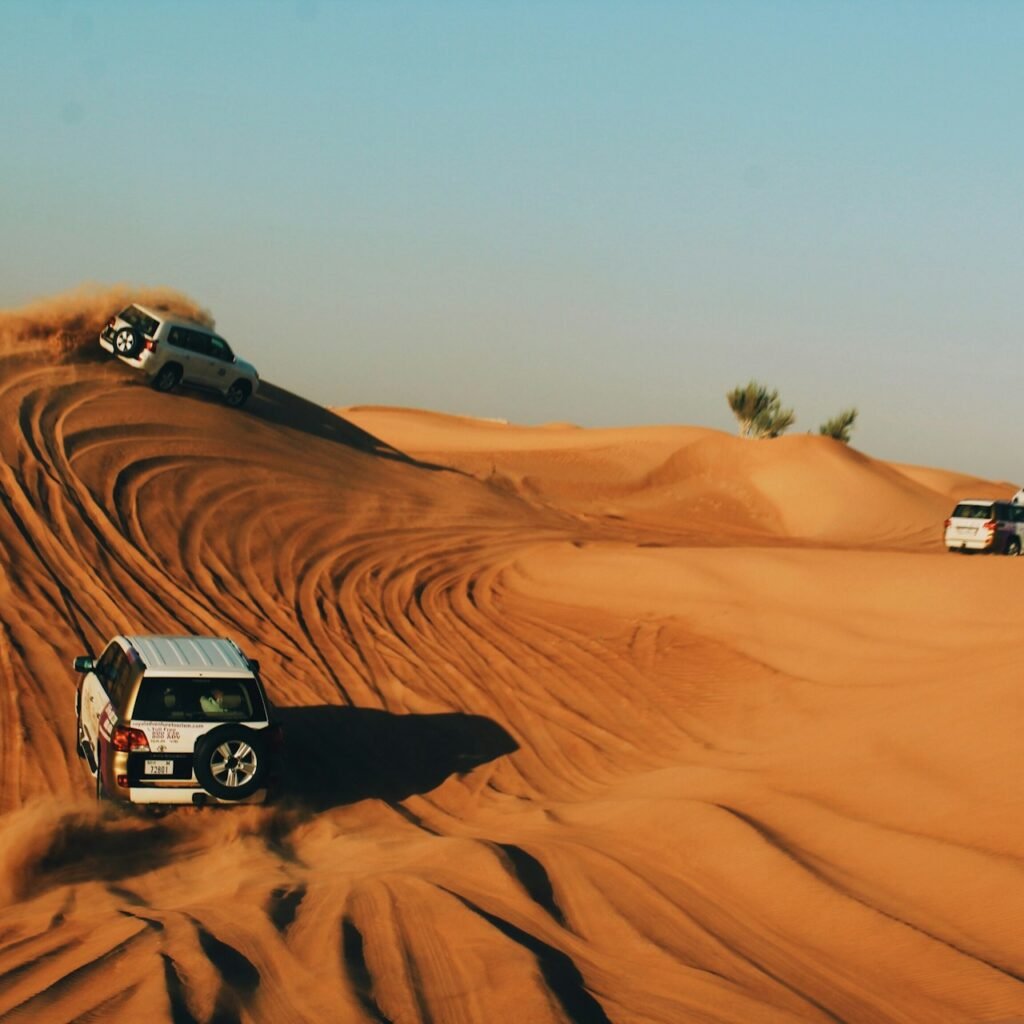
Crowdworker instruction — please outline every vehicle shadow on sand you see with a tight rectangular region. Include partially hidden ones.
[273,706,518,811]
[247,382,420,464]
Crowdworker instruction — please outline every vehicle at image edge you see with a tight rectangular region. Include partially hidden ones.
[944,499,1024,554]
[74,635,281,806]
[98,303,259,408]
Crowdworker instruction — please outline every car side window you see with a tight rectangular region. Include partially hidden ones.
[208,336,232,362]
[188,330,213,356]
[168,327,187,349]
[107,649,135,712]
[94,644,119,687]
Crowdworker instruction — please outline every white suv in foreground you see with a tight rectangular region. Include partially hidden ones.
[74,635,279,806]
[99,304,259,408]
[944,499,1024,555]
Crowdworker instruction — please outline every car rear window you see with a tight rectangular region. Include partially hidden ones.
[951,504,993,519]
[118,306,160,337]
[129,677,267,723]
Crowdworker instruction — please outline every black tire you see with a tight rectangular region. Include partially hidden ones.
[193,725,268,801]
[1007,537,1021,557]
[75,693,86,759]
[224,380,252,409]
[114,326,142,358]
[152,363,183,393]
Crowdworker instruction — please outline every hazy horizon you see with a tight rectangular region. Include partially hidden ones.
[3,1,1021,482]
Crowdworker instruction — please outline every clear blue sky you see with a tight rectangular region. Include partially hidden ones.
[2,1,1022,480]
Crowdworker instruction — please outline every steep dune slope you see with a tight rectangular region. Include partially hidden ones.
[0,290,1021,1024]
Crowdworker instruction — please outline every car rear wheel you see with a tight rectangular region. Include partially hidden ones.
[1007,538,1021,557]
[224,380,251,408]
[114,327,142,358]
[152,363,183,393]
[193,725,268,800]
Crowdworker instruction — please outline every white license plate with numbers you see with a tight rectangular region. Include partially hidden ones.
[144,760,173,776]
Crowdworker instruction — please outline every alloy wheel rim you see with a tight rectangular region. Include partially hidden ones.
[210,740,257,787]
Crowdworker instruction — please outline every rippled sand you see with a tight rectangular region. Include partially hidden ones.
[0,288,1021,1023]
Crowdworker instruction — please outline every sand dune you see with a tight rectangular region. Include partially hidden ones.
[0,288,1021,1023]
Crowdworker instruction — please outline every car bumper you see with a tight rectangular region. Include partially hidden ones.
[98,329,154,371]
[945,538,994,551]
[125,786,268,805]
[104,749,271,805]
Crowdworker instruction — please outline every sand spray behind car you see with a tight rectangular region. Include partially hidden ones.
[0,284,214,363]
[0,795,293,907]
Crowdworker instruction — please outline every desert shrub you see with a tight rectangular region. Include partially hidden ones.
[819,408,858,443]
[726,381,795,439]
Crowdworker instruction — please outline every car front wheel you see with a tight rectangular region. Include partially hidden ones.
[224,380,252,408]
[1007,537,1021,557]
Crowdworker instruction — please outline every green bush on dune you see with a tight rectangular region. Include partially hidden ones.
[818,408,858,443]
[726,381,795,439]
[726,381,858,444]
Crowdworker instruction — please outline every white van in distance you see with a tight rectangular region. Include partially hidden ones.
[944,500,1024,555]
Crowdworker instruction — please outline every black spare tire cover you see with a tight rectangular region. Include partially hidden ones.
[193,724,269,801]
[114,326,143,358]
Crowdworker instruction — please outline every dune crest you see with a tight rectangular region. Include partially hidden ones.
[344,405,1011,546]
[0,288,1021,1022]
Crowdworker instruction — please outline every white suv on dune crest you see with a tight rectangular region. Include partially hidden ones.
[99,304,259,408]
[74,635,279,806]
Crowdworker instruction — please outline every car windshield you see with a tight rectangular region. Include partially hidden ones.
[118,306,160,336]
[951,504,993,519]
[130,677,267,723]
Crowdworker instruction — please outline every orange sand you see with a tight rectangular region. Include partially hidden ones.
[0,288,1021,1023]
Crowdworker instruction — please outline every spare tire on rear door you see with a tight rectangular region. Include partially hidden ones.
[193,725,268,800]
[114,326,143,358]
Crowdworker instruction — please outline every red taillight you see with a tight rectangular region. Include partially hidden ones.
[106,316,115,327]
[944,518,951,528]
[111,725,150,752]
[143,337,158,351]
[984,519,996,532]
[116,774,129,787]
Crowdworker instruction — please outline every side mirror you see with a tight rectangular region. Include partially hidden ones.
[247,658,260,674]
[73,655,95,673]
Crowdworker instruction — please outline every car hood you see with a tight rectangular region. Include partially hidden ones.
[234,358,259,380]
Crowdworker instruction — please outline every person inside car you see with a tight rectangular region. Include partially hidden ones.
[200,687,228,714]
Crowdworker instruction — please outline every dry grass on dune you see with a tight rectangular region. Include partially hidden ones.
[0,288,1021,1023]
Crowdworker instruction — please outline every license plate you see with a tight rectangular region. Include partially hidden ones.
[144,759,173,776]
[957,526,975,534]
